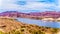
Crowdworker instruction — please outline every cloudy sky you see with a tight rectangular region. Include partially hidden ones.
[0,0,60,13]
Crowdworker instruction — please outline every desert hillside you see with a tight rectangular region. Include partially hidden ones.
[0,17,60,34]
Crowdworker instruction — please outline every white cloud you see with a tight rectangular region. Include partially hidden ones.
[14,0,46,1]
[0,0,2,7]
[1,0,60,12]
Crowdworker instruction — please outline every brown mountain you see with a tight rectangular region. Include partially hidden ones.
[0,17,60,34]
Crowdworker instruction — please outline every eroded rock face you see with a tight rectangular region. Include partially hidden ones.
[0,11,60,18]
[0,17,59,34]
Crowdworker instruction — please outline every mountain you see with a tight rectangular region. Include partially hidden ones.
[0,11,60,17]
[0,11,23,17]
[0,11,60,21]
[0,11,30,18]
[0,17,59,34]
[29,11,60,17]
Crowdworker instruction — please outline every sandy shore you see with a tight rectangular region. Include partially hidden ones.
[41,18,60,22]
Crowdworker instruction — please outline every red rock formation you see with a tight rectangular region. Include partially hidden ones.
[0,11,60,19]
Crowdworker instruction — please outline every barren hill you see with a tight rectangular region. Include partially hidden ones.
[1,11,60,21]
[0,17,60,34]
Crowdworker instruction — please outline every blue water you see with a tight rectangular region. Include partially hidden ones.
[17,18,60,28]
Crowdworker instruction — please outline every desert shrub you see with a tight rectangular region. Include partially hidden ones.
[0,31,4,34]
[14,31,21,34]
[52,28,59,33]
[32,30,45,34]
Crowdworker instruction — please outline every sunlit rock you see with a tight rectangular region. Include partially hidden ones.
[42,18,54,21]
[56,18,60,22]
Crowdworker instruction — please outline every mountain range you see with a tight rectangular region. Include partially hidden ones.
[0,11,60,19]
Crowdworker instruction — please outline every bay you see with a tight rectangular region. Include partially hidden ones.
[17,18,60,28]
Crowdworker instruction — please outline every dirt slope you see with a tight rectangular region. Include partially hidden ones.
[0,17,60,34]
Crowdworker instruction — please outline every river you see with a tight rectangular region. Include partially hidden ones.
[17,18,60,28]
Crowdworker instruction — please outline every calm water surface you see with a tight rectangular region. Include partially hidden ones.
[17,18,60,28]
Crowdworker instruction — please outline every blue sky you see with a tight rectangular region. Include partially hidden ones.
[0,0,60,13]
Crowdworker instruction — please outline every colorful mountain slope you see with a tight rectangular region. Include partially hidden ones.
[0,11,60,18]
[0,11,60,21]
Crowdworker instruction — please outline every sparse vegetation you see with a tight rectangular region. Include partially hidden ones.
[0,31,4,34]
[0,17,59,34]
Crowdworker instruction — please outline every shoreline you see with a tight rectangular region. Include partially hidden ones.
[0,16,60,22]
